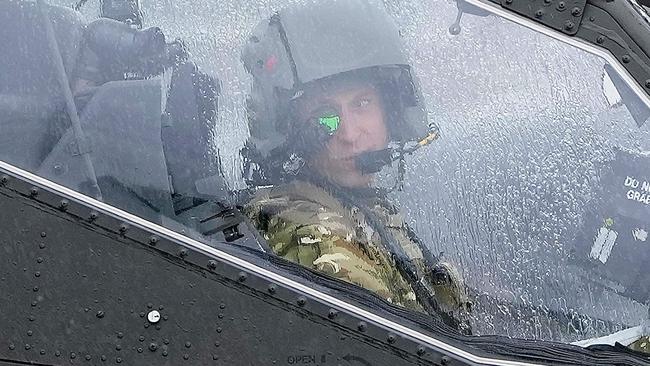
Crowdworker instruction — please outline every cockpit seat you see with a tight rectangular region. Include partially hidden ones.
[2,2,233,240]
[162,61,230,207]
[0,1,84,171]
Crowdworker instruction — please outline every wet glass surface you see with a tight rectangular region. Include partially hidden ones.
[3,0,650,345]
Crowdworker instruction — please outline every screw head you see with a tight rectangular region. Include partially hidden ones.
[328,309,338,319]
[441,355,450,365]
[148,235,158,245]
[149,343,158,352]
[297,296,307,306]
[535,9,544,17]
[147,310,161,323]
[88,211,99,221]
[179,248,188,258]
[207,260,217,270]
[29,187,39,196]
[622,55,631,63]
[416,346,426,356]
[0,175,8,185]
[237,272,247,282]
[571,6,581,16]
[564,20,575,30]
[645,79,650,88]
[59,199,69,210]
[558,1,566,9]
[387,333,397,344]
[596,35,605,44]
[357,321,367,332]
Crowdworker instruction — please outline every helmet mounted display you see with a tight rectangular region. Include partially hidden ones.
[241,0,439,183]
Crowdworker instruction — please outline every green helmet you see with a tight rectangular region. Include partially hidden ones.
[241,0,435,182]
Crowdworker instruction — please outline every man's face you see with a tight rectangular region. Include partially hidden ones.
[295,82,389,187]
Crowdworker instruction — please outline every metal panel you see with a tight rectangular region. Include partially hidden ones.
[0,161,647,365]
[500,0,587,35]
[0,176,452,366]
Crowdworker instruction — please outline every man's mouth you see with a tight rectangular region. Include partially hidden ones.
[338,157,356,169]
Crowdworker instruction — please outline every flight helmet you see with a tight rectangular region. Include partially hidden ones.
[241,0,438,183]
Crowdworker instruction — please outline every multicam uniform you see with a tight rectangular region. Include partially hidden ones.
[629,336,650,354]
[244,180,471,322]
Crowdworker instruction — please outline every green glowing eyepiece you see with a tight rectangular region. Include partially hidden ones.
[318,114,340,135]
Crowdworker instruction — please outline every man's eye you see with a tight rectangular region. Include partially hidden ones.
[355,97,371,108]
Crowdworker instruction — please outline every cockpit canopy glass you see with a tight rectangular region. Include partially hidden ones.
[2,0,650,347]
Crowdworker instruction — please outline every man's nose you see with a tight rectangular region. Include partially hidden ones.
[336,108,362,143]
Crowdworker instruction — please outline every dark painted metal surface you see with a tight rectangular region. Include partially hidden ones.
[500,0,587,35]
[2,158,650,365]
[577,1,650,99]
[0,170,472,366]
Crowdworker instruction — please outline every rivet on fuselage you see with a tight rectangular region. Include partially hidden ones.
[238,272,247,282]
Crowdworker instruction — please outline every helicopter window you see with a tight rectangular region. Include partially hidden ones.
[2,0,650,349]
[382,0,650,343]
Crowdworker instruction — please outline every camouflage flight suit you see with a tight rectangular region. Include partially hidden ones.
[629,336,650,354]
[244,180,471,324]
